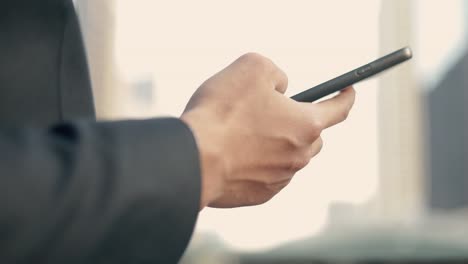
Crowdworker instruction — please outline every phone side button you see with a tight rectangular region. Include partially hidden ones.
[357,65,372,76]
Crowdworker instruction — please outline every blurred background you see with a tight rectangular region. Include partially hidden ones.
[74,0,468,262]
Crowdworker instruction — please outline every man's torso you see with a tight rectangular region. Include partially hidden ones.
[0,0,95,127]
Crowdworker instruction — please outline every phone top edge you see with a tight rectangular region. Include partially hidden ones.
[390,46,413,59]
[291,46,413,102]
[372,46,413,67]
[402,46,413,59]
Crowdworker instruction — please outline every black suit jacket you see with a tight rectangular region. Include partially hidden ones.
[0,0,201,263]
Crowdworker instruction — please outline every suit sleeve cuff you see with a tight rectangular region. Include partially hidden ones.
[92,118,201,263]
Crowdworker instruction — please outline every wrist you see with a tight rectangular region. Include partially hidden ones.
[180,111,226,210]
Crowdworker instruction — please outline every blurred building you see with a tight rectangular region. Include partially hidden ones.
[376,0,425,221]
[423,1,468,211]
[362,0,468,220]
[125,75,156,117]
[428,51,468,210]
[74,0,125,119]
[75,0,157,119]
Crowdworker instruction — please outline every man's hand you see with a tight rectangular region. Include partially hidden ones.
[180,53,355,209]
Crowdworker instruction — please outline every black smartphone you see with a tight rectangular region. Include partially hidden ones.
[291,47,413,102]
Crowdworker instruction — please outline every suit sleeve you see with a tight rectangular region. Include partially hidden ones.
[0,118,201,264]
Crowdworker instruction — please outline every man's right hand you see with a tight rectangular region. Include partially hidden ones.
[180,53,355,210]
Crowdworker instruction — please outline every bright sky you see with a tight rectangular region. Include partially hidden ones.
[114,0,381,251]
[414,0,467,90]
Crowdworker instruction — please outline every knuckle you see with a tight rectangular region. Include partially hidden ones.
[317,137,324,150]
[255,195,275,206]
[266,179,291,192]
[304,118,323,140]
[260,171,280,186]
[288,155,310,171]
[311,137,324,155]
[242,52,266,64]
[241,52,272,71]
[284,135,303,150]
[278,68,289,86]
[340,109,350,121]
[309,117,324,131]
